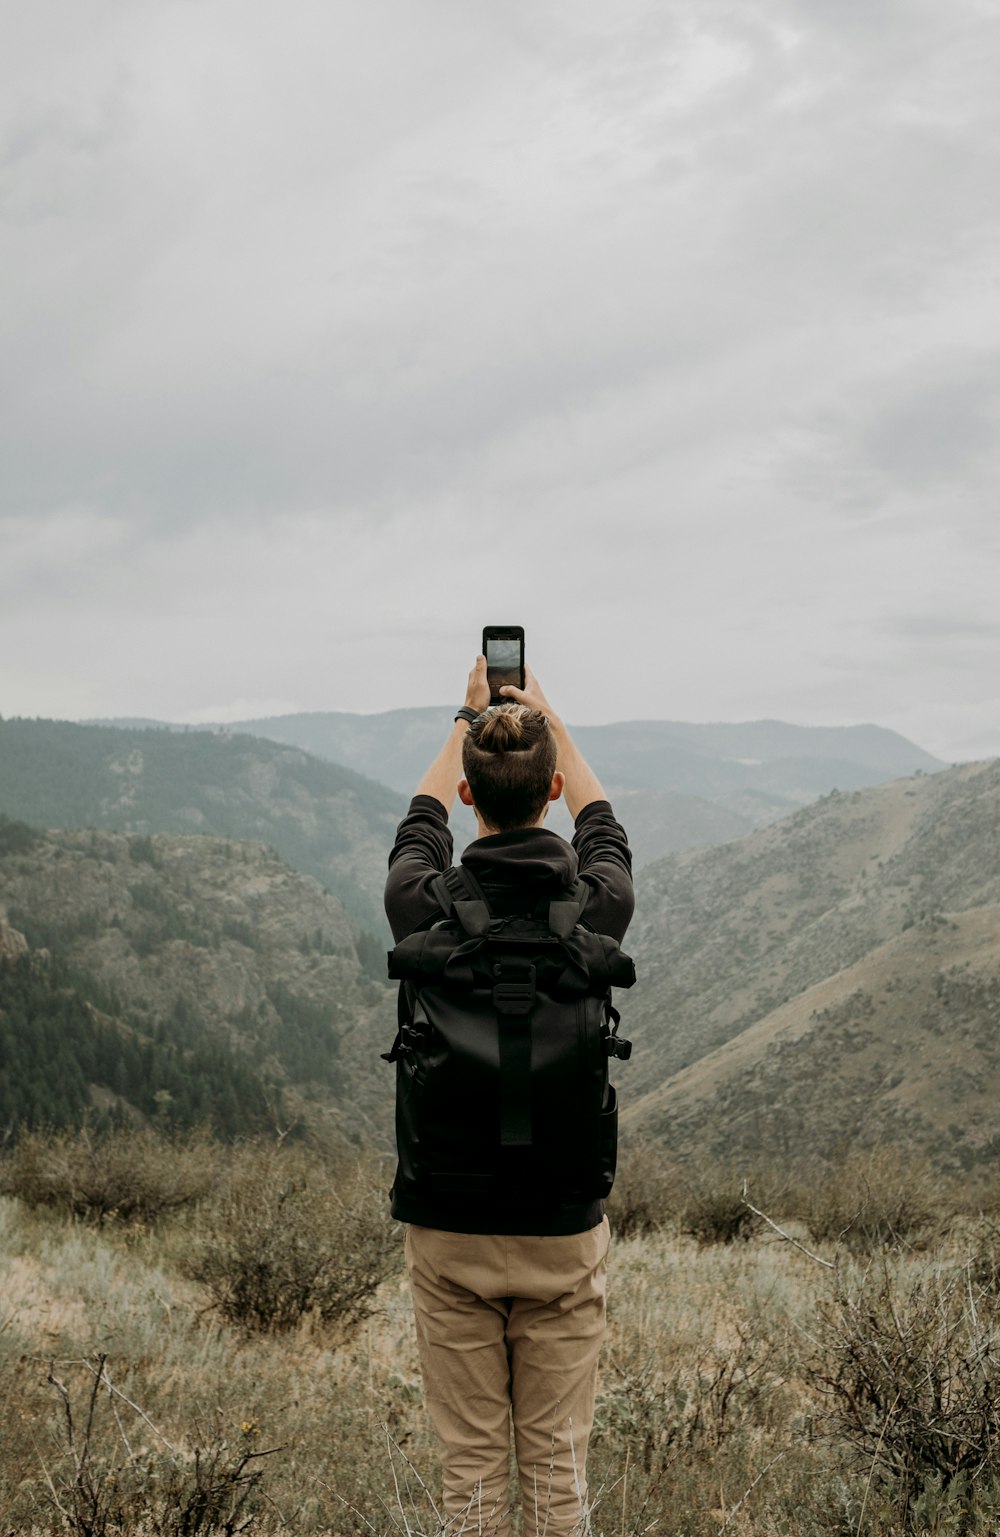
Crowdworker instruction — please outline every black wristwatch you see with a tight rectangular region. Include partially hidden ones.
[454,706,480,726]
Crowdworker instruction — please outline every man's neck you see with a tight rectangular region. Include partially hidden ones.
[475,814,550,839]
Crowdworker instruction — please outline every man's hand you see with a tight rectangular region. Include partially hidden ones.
[498,666,554,719]
[465,655,491,715]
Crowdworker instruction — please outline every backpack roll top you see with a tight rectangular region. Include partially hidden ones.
[388,922,635,996]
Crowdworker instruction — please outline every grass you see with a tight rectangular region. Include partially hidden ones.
[2,1159,1000,1535]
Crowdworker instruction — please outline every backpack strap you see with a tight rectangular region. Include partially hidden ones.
[547,878,590,938]
[430,864,492,938]
[489,954,537,1147]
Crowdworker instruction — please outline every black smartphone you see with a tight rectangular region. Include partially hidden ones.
[483,626,525,704]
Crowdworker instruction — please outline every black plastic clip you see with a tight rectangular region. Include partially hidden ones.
[492,961,536,1016]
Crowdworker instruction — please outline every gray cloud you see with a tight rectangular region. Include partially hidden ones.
[1,0,998,761]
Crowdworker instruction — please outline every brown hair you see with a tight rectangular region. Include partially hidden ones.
[462,704,557,831]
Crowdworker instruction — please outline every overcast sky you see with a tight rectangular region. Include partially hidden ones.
[2,0,998,761]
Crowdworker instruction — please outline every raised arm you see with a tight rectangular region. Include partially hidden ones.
[384,657,491,941]
[413,655,491,813]
[499,668,606,820]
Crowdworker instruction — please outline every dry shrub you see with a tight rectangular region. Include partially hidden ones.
[808,1261,1000,1532]
[601,1321,778,1468]
[186,1143,400,1334]
[34,1354,276,1537]
[607,1155,678,1238]
[799,1148,940,1254]
[0,1124,217,1227]
[677,1162,788,1246]
[969,1218,1000,1298]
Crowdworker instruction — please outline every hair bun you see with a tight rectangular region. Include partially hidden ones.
[475,704,527,751]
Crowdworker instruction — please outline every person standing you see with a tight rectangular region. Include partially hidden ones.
[384,655,634,1537]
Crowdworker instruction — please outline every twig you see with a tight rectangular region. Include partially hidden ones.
[33,1441,70,1522]
[966,1261,980,1334]
[620,1445,629,1537]
[719,1453,786,1533]
[47,1365,78,1469]
[741,1183,836,1270]
[383,1424,443,1527]
[385,1424,414,1537]
[856,1391,901,1537]
[79,1350,108,1480]
[85,1356,178,1455]
[323,1484,381,1535]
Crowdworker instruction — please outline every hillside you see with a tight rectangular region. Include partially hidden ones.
[622,758,1000,1175]
[628,905,1000,1175]
[0,719,406,935]
[0,820,396,1146]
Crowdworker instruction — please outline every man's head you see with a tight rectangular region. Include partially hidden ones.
[459,704,562,832]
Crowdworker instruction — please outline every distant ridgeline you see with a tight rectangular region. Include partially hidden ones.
[85,709,944,868]
[0,717,406,938]
[214,708,945,866]
[0,817,394,1145]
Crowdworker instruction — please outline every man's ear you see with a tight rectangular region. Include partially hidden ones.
[548,770,565,803]
[457,779,475,808]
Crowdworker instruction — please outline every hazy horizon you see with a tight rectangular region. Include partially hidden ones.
[4,703,956,769]
[3,1,998,763]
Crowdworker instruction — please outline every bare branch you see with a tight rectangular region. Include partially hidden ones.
[83,1356,178,1455]
[719,1452,786,1533]
[741,1182,837,1270]
[46,1364,78,1469]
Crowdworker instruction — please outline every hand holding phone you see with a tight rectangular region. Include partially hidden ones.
[482,626,525,705]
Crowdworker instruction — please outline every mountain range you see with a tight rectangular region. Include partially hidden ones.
[3,709,996,1179]
[96,709,945,867]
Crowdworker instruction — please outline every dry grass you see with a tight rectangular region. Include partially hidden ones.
[3,1160,1000,1536]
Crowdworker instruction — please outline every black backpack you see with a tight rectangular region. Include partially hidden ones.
[383,865,635,1210]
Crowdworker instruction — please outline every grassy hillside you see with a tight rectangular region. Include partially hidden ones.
[2,1144,1000,1536]
[623,758,1000,1176]
[0,719,406,934]
[0,821,395,1145]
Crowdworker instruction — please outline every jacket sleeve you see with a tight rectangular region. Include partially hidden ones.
[572,800,634,944]
[384,795,455,942]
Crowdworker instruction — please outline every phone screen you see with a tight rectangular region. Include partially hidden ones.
[485,631,524,701]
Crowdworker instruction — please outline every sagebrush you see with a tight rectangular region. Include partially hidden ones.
[185,1142,400,1333]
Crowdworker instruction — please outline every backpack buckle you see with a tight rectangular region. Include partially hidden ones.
[492,961,536,1016]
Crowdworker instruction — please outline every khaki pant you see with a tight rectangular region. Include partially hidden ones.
[404,1219,610,1537]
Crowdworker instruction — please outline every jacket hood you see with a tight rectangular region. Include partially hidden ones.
[460,827,579,893]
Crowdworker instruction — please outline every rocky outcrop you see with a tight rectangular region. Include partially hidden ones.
[0,914,29,963]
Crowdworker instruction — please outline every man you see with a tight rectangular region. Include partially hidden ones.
[384,655,634,1537]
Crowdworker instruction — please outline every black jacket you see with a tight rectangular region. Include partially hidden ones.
[383,795,635,1234]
